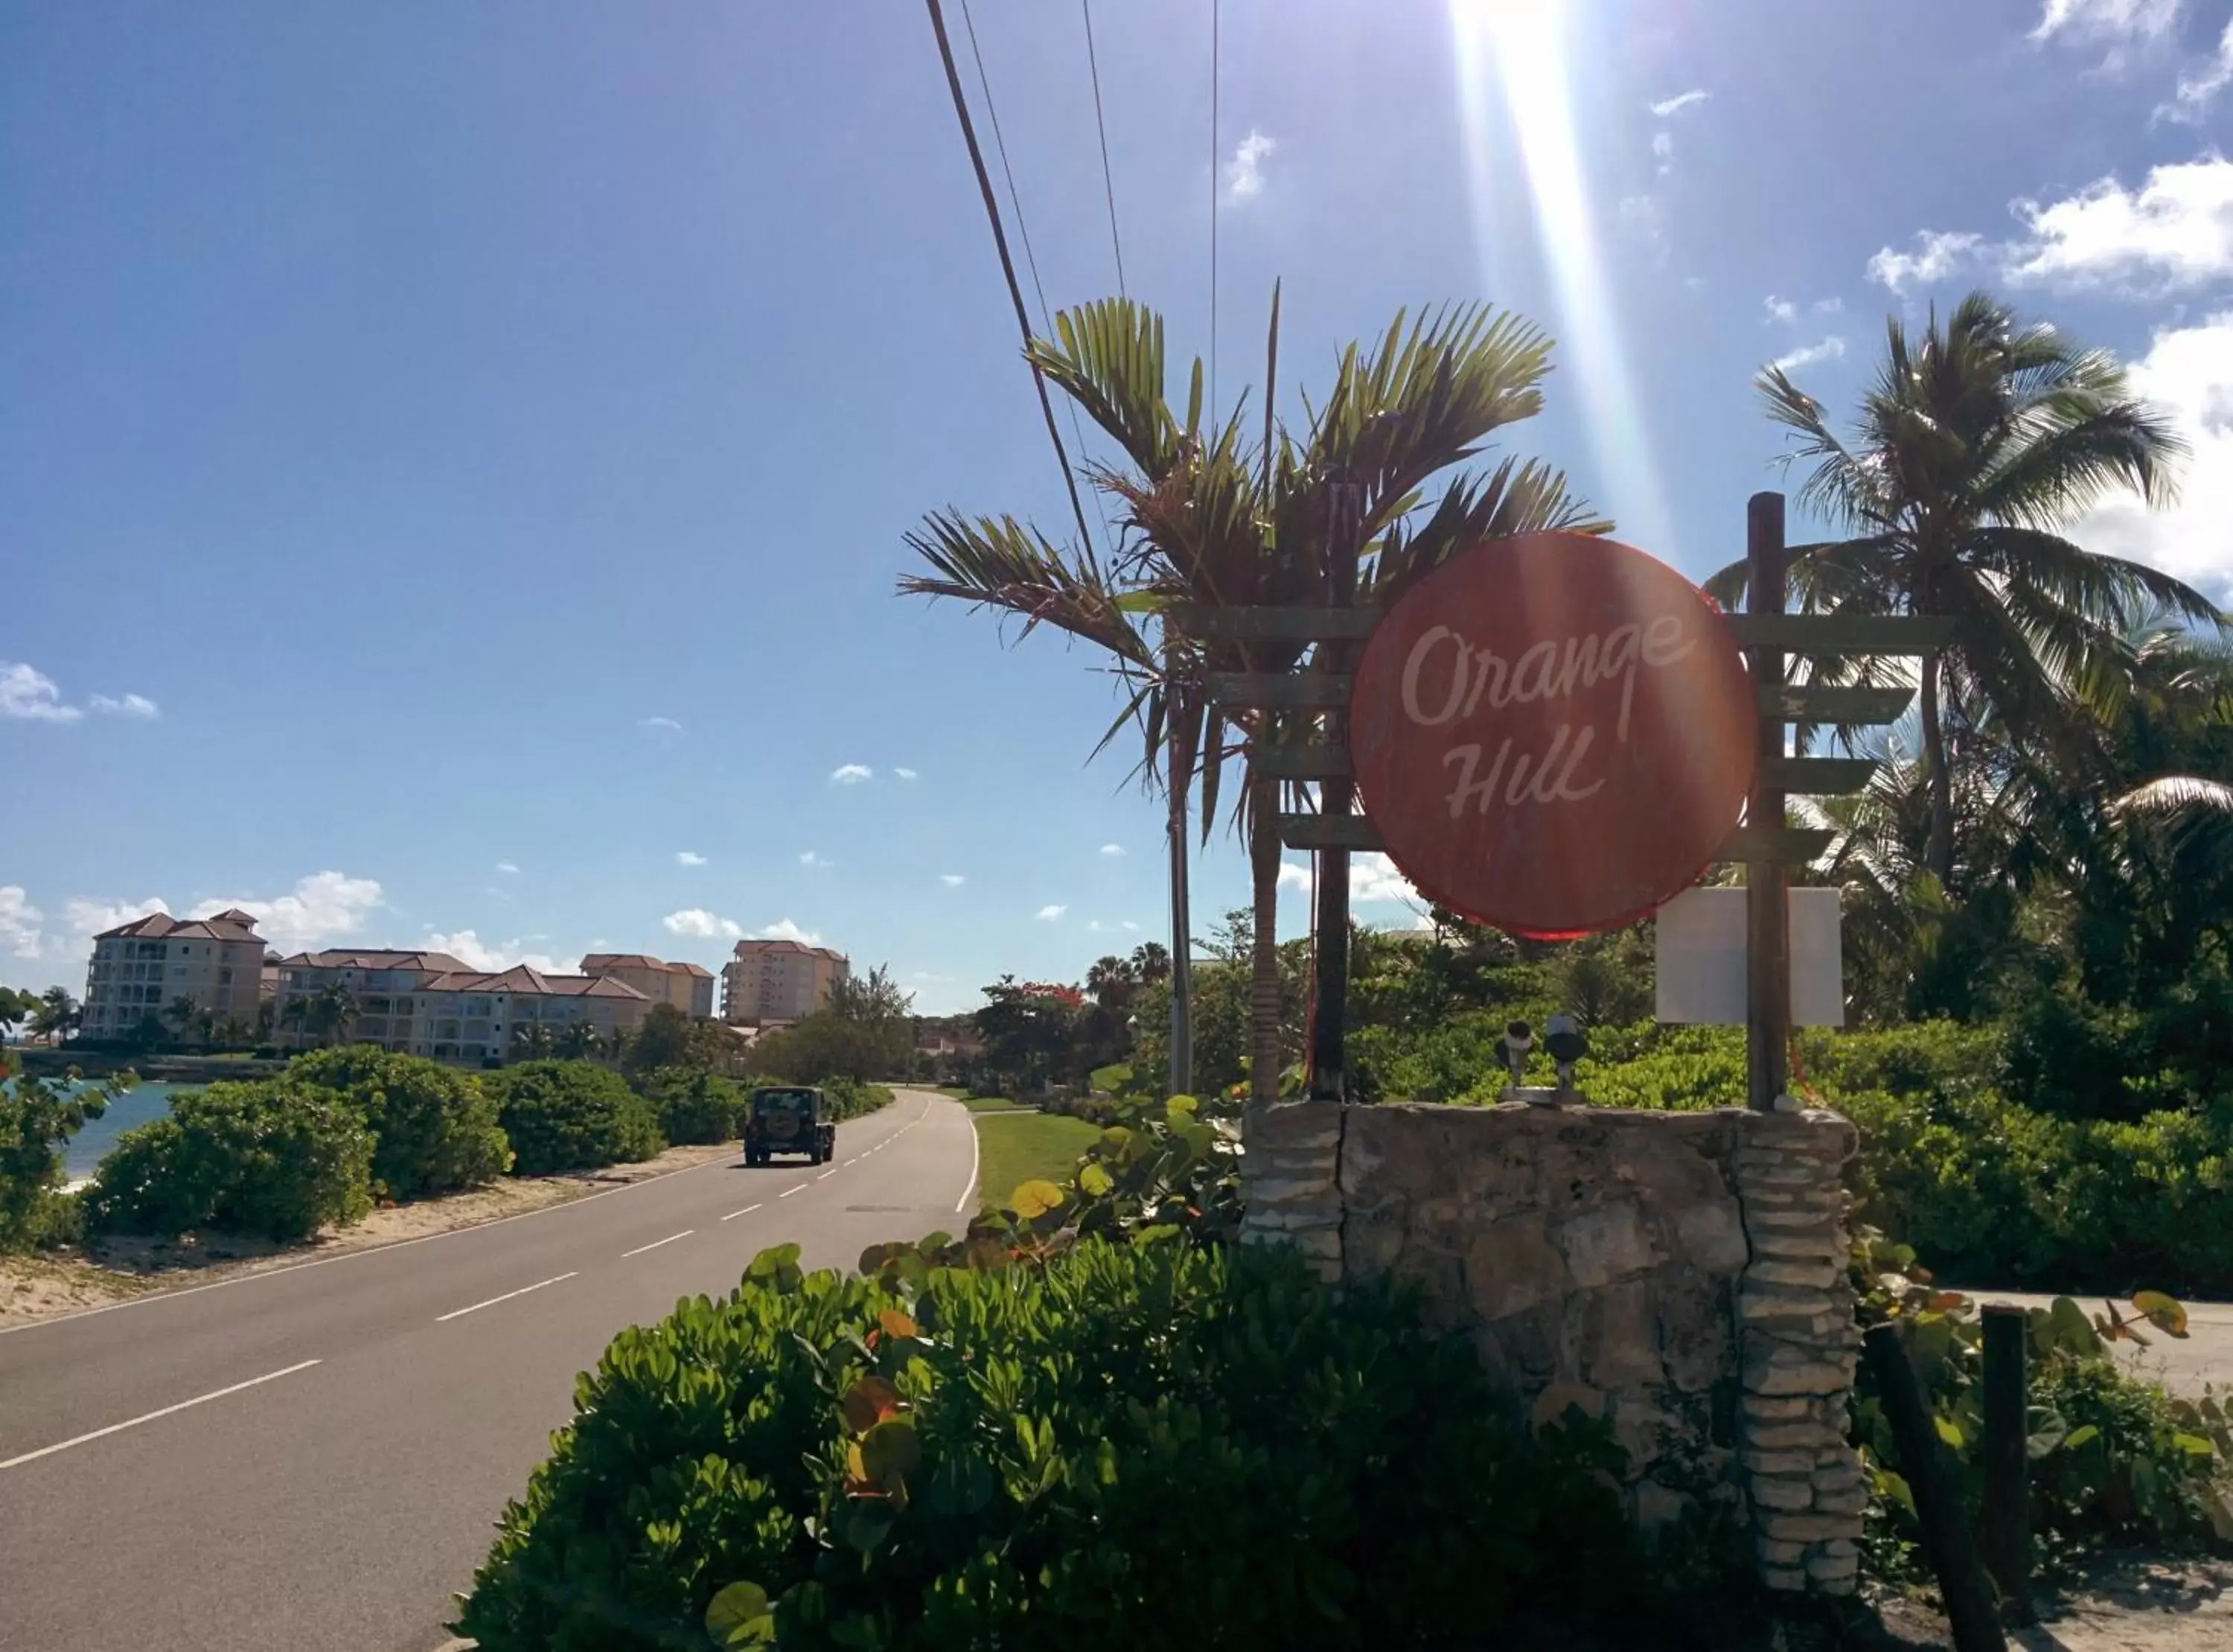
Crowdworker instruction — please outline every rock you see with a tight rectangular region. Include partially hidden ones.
[1749,1476,1815,1511]
[1757,1511,1855,1543]
[1742,1448,1818,1476]
[1635,1481,1696,1531]
[1748,1229,1844,1262]
[1745,1421,1838,1452]
[1745,1350,1850,1397]
[1465,1214,1571,1323]
[1553,1200,1661,1288]
[1745,1258,1841,1290]
[1760,1565,1808,1592]
[1806,1551,1861,1584]
[1585,1280,1663,1389]
[1674,1200,1751,1272]
[1530,1383,1605,1428]
[1757,1538,1806,1566]
[1812,1485,1868,1516]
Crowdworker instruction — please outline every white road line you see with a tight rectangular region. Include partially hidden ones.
[818,1168,840,1180]
[621,1230,694,1258]
[845,1156,859,1166]
[779,1184,808,1198]
[434,1272,576,1323]
[0,1359,322,1472]
[0,1145,743,1340]
[955,1110,981,1214]
[719,1203,763,1222]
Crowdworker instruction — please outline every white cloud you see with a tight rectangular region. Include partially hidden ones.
[1815,295,1845,315]
[1772,336,1848,374]
[1764,295,1799,325]
[755,918,822,944]
[2162,19,2233,118]
[1648,89,1710,117]
[1867,229,1984,292]
[830,763,873,785]
[1277,854,1431,915]
[1121,920,1140,932]
[799,851,833,869]
[894,766,919,781]
[1226,129,1276,200]
[422,929,565,976]
[1099,842,1126,857]
[1651,130,1675,171]
[2031,0,2179,42]
[940,873,966,887]
[2068,310,2233,598]
[495,861,520,875]
[0,887,45,959]
[663,908,743,940]
[190,871,383,949]
[639,715,683,733]
[675,851,706,867]
[0,664,81,723]
[1087,920,1106,932]
[1617,194,1664,244]
[88,692,159,719]
[65,896,167,949]
[2004,156,2233,292]
[1035,904,1067,921]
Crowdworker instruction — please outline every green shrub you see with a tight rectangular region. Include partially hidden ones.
[647,1069,748,1145]
[487,1060,662,1175]
[285,1046,511,1200]
[1850,1229,2233,1580]
[456,1238,1645,1652]
[86,1079,374,1242]
[820,1076,894,1123]
[0,1060,126,1252]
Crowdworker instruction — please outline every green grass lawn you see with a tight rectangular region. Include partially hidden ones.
[971,1112,1099,1210]
[961,1094,1026,1112]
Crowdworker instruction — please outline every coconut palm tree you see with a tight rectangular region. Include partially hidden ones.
[510,1022,557,1063]
[554,1019,600,1060]
[165,994,201,1048]
[31,987,80,1045]
[907,291,1603,1104]
[1708,292,2217,884]
[305,983,358,1048]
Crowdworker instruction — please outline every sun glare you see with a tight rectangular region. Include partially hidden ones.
[1449,0,1675,558]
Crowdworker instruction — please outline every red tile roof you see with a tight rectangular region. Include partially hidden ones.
[580,953,717,979]
[418,966,651,1000]
[97,912,264,943]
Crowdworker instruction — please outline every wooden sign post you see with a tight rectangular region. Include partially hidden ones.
[1191,493,1953,1111]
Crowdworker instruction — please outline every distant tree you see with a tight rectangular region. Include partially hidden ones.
[304,985,358,1048]
[621,1003,693,1078]
[1128,941,1171,985]
[0,987,36,1043]
[972,976,1086,1095]
[510,1022,558,1063]
[554,1019,602,1061]
[125,1013,169,1052]
[31,987,80,1045]
[217,1015,253,1048]
[166,995,202,1048]
[828,964,916,1024]
[254,999,276,1042]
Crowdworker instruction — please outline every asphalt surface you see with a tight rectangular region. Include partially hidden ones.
[0,1089,978,1652]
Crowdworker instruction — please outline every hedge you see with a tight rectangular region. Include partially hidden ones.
[285,1046,511,1200]
[486,1060,663,1176]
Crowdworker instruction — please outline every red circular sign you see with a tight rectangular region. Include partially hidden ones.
[1347,532,1755,938]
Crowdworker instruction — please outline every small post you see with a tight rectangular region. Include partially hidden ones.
[1981,1306,2034,1624]
[1745,491,1791,1113]
[1863,1323,2007,1652]
[1309,481,1365,1103]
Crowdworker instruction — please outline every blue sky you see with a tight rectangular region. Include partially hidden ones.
[4,0,2231,1013]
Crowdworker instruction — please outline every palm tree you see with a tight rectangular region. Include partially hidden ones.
[554,1019,599,1060]
[165,994,201,1048]
[1709,292,2216,883]
[510,1022,557,1063]
[1128,941,1170,985]
[31,987,79,1045]
[907,292,1603,1105]
[305,984,358,1048]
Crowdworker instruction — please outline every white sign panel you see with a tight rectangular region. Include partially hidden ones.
[1654,886,1844,1027]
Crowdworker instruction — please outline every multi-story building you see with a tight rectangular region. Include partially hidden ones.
[83,909,267,1041]
[720,939,849,1025]
[576,954,715,1018]
[269,950,653,1066]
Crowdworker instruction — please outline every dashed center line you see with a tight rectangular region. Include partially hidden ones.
[720,1203,763,1222]
[435,1272,577,1322]
[779,1184,808,1198]
[622,1230,694,1258]
[845,1156,860,1166]
[818,1167,840,1179]
[0,1359,323,1472]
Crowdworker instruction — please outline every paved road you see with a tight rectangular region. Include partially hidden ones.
[1963,1289,2233,1400]
[0,1089,977,1652]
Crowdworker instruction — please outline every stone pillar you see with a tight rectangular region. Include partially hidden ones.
[1731,1108,1865,1595]
[1237,1099,1344,1281]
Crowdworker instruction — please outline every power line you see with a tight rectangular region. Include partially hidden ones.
[1209,0,1220,413]
[924,0,1097,561]
[956,0,1113,552]
[1080,0,1126,296]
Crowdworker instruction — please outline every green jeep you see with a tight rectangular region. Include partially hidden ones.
[743,1086,835,1166]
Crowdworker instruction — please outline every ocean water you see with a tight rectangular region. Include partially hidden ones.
[4,1077,182,1181]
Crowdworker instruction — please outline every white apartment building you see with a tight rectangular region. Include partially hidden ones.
[269,950,652,1066]
[576,954,716,1018]
[721,938,849,1026]
[83,909,267,1041]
